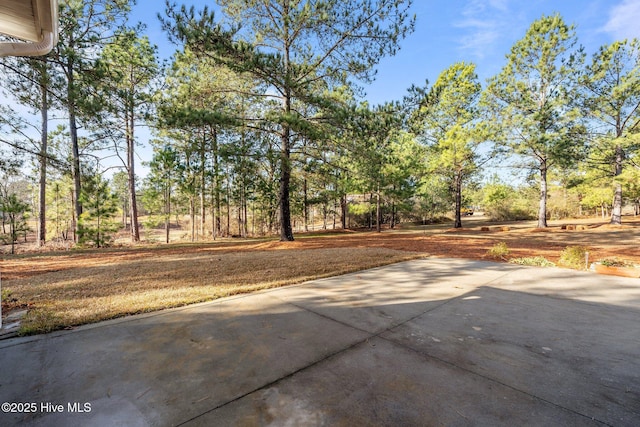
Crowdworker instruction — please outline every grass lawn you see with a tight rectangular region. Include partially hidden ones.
[2,245,423,335]
[3,215,640,336]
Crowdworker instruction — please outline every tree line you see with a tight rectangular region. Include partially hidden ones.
[0,1,638,250]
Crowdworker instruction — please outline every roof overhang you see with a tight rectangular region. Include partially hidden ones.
[0,0,59,57]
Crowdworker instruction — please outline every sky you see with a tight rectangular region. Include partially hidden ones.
[131,0,640,106]
[5,0,639,181]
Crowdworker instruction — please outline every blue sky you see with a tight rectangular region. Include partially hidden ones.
[3,1,638,182]
[131,0,640,105]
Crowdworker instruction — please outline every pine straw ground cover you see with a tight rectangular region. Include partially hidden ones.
[2,217,640,335]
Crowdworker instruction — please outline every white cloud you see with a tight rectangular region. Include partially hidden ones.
[454,0,512,59]
[602,0,640,40]
[488,0,509,13]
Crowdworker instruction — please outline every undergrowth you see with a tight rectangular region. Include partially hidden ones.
[487,242,510,260]
[509,256,555,267]
[559,246,588,270]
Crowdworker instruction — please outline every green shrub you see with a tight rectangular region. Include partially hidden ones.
[484,205,536,222]
[1,288,12,303]
[19,308,61,335]
[481,181,536,221]
[509,256,555,267]
[559,246,588,270]
[599,258,637,267]
[78,174,120,248]
[487,242,510,259]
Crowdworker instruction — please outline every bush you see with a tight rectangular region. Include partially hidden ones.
[78,174,120,248]
[509,256,555,267]
[558,246,588,270]
[487,242,509,259]
[480,181,536,221]
[599,258,637,267]
[1,288,12,303]
[19,308,60,335]
[484,205,536,221]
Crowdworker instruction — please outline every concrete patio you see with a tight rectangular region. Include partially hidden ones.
[1,258,639,426]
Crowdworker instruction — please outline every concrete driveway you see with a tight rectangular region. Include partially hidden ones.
[1,258,639,426]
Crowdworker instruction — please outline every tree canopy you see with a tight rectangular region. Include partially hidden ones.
[2,6,640,251]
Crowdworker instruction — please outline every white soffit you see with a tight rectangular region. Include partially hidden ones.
[0,0,58,56]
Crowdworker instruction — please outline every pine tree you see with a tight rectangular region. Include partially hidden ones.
[581,38,640,224]
[98,30,159,242]
[162,0,415,240]
[78,173,119,248]
[416,62,488,228]
[484,14,586,228]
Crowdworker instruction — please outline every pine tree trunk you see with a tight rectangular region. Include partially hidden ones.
[341,194,347,229]
[226,167,231,236]
[610,145,624,225]
[200,183,206,240]
[165,182,171,244]
[237,197,242,236]
[390,184,396,229]
[243,187,248,237]
[38,79,48,246]
[212,127,221,239]
[303,177,308,232]
[127,109,140,242]
[368,193,372,229]
[454,172,462,229]
[376,183,381,233]
[538,163,548,228]
[279,123,294,241]
[10,215,15,255]
[190,196,195,242]
[97,211,101,249]
[200,133,207,239]
[66,59,83,243]
[279,12,295,242]
[69,110,82,241]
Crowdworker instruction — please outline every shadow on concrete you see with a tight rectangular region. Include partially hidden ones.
[0,259,638,426]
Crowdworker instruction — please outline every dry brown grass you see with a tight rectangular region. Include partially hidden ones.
[4,215,640,336]
[4,247,422,335]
